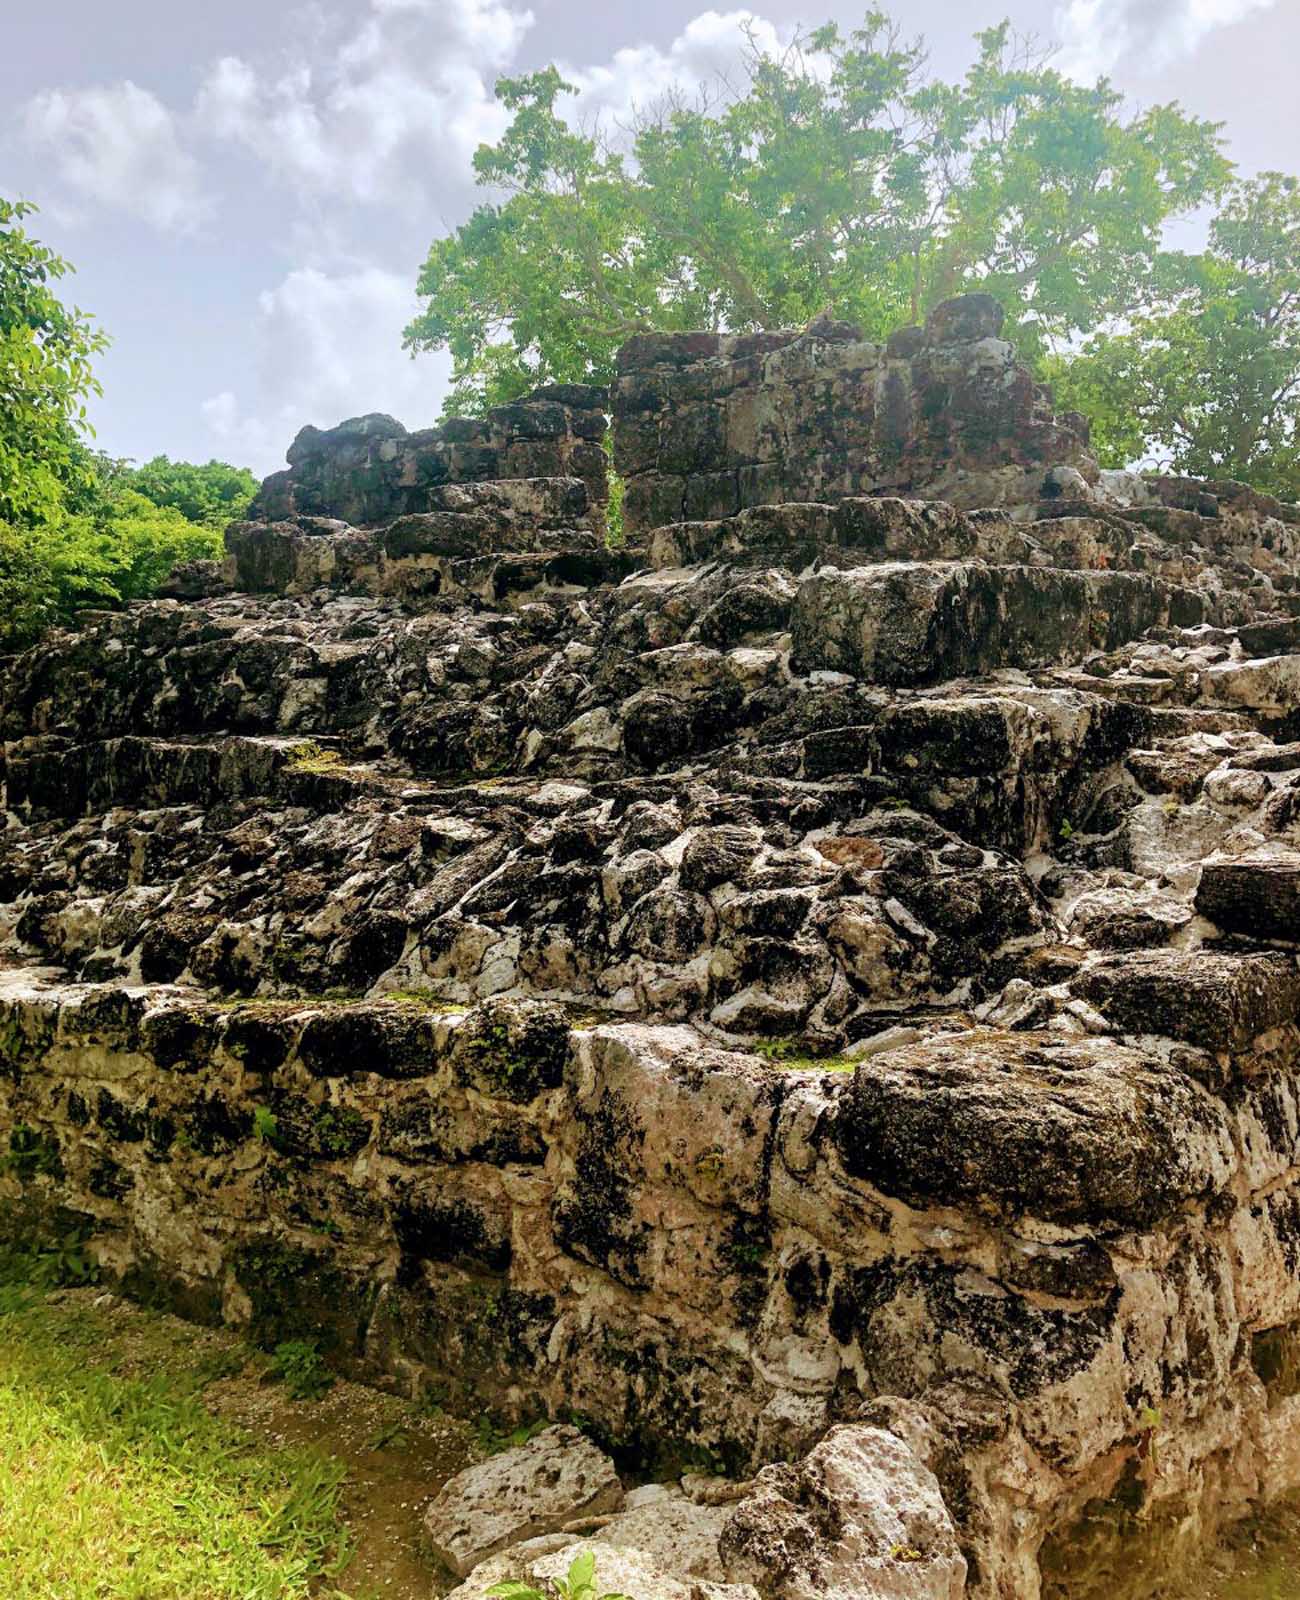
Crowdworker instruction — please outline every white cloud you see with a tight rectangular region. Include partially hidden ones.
[14,5,796,469]
[18,6,784,231]
[194,0,533,203]
[1056,0,1278,80]
[20,81,208,233]
[201,266,451,476]
[561,10,786,128]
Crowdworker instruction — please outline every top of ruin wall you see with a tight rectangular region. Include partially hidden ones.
[248,382,610,529]
[239,292,1300,555]
[609,293,1097,534]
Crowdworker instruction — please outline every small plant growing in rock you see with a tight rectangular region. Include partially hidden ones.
[0,1230,96,1289]
[1137,1403,1162,1472]
[251,1105,279,1144]
[487,1550,632,1600]
[476,1414,548,1455]
[268,1339,334,1400]
[752,1039,854,1072]
[285,741,344,774]
[3,1125,62,1180]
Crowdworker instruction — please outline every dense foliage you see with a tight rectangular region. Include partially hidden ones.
[121,455,258,528]
[406,16,1231,413]
[1052,173,1300,498]
[0,197,107,528]
[0,200,251,653]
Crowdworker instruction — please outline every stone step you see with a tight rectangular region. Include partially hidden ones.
[645,498,1011,571]
[791,562,1205,687]
[1070,947,1300,1052]
[2,734,422,822]
[226,476,636,601]
[646,499,1294,615]
[1201,654,1300,719]
[228,521,636,603]
[2,770,1059,1019]
[1196,852,1300,941]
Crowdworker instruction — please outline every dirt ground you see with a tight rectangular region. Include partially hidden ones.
[51,1287,480,1599]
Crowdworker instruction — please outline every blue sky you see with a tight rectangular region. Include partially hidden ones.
[3,0,1297,478]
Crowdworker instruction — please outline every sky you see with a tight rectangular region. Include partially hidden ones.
[2,0,1298,479]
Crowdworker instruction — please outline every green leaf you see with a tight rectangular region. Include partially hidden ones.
[563,1548,595,1587]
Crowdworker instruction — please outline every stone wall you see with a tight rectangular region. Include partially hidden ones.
[610,295,1094,535]
[14,297,1300,1597]
[252,383,609,527]
[7,966,1300,1599]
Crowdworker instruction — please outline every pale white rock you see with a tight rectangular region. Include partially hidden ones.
[445,1538,760,1600]
[720,1425,967,1600]
[563,706,624,753]
[623,1482,684,1509]
[424,1424,624,1577]
[1203,767,1272,808]
[1202,654,1300,715]
[599,1497,733,1577]
[682,1473,755,1506]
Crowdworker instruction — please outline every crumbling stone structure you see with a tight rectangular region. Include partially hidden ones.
[7,295,1300,1598]
[252,382,609,527]
[612,294,1093,533]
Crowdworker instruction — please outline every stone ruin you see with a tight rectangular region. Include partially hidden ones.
[7,292,1300,1596]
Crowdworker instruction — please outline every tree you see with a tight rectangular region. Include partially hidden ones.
[0,197,108,526]
[0,466,224,654]
[0,199,236,653]
[1052,173,1300,498]
[405,14,1230,412]
[122,455,259,528]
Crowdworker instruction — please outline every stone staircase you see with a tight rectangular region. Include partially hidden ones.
[7,300,1300,1597]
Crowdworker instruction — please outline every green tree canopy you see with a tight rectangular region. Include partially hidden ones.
[121,455,259,529]
[1052,172,1300,499]
[0,197,108,526]
[405,15,1230,413]
[0,200,240,652]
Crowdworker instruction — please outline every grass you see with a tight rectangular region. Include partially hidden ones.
[285,742,347,775]
[751,1038,855,1071]
[0,1283,356,1599]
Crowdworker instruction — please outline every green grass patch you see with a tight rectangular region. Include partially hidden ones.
[284,741,346,775]
[751,1038,855,1072]
[0,1286,354,1598]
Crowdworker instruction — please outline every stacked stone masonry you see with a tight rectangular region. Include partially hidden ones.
[611,294,1094,534]
[251,383,610,528]
[9,296,1300,1597]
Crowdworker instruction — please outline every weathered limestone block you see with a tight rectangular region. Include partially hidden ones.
[251,391,608,526]
[446,1539,759,1600]
[614,294,1095,535]
[832,1030,1234,1228]
[1202,654,1300,716]
[1196,850,1300,938]
[790,563,1173,686]
[596,1496,733,1577]
[645,497,1002,573]
[1071,949,1300,1051]
[424,1423,625,1576]
[719,1424,966,1600]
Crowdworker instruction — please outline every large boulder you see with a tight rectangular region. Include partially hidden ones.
[719,1424,966,1599]
[424,1424,624,1577]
